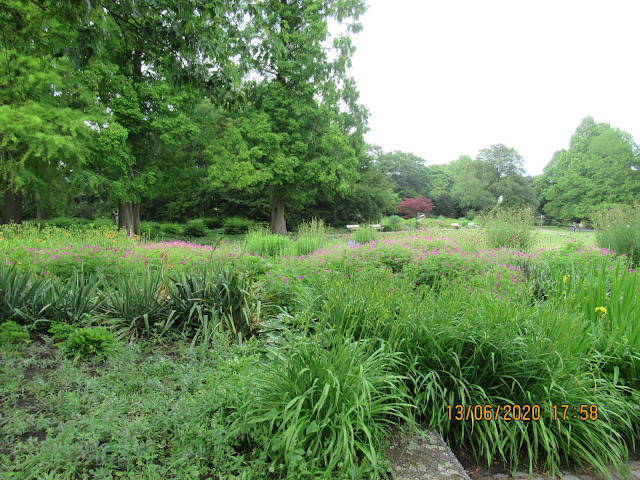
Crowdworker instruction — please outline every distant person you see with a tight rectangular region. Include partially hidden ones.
[579,221,584,232]
[571,222,576,232]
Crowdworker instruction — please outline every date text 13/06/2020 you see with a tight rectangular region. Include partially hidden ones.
[446,404,599,422]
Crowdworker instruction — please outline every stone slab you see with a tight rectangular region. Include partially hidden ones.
[386,427,471,480]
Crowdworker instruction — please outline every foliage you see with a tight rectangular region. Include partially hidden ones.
[182,220,208,238]
[480,206,537,251]
[234,337,411,478]
[396,196,434,219]
[374,149,431,199]
[48,322,77,342]
[0,266,51,326]
[223,217,256,235]
[294,218,326,255]
[352,227,378,244]
[0,339,266,479]
[207,0,368,235]
[0,320,30,345]
[1,226,639,479]
[64,327,116,361]
[449,146,538,217]
[594,203,640,267]
[246,229,292,257]
[537,117,640,222]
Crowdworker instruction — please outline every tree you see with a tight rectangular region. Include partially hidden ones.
[374,150,431,199]
[538,117,640,222]
[397,196,434,219]
[1,2,97,224]
[208,0,368,235]
[450,145,538,216]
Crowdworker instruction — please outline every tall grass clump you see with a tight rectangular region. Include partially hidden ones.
[403,286,639,477]
[294,218,326,255]
[352,226,377,244]
[233,336,411,479]
[480,206,536,251]
[246,229,291,257]
[594,203,640,267]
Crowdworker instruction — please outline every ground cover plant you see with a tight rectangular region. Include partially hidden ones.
[1,222,639,479]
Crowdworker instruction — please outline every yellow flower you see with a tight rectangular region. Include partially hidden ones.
[595,306,608,316]
[563,275,570,284]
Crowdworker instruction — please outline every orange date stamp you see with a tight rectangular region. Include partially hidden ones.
[447,404,541,421]
[446,404,599,421]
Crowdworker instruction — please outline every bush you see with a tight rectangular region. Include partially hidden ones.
[0,320,30,345]
[161,223,183,237]
[295,218,326,255]
[234,337,410,478]
[223,217,255,235]
[294,236,322,256]
[49,322,77,342]
[140,221,164,239]
[246,229,291,257]
[183,220,208,238]
[479,206,536,251]
[64,327,116,361]
[203,216,223,229]
[594,203,640,267]
[381,216,404,232]
[352,227,377,244]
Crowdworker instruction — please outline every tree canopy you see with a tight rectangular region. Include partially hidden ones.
[537,117,640,222]
[207,0,368,234]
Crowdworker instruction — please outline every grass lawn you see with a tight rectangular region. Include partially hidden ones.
[1,223,639,479]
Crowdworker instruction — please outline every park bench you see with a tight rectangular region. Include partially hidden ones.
[346,224,360,231]
[467,222,478,228]
[450,222,461,229]
[370,224,384,231]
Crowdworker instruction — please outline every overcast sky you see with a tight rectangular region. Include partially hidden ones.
[347,0,640,176]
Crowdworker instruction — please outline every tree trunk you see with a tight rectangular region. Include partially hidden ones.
[270,187,287,235]
[1,178,23,225]
[118,202,140,236]
[36,208,48,220]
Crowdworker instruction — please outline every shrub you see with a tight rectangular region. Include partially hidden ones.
[202,216,223,229]
[0,320,30,345]
[295,218,326,255]
[140,221,164,239]
[479,206,536,251]
[294,236,322,256]
[223,217,255,235]
[161,223,183,237]
[183,220,208,238]
[381,215,403,232]
[246,229,291,257]
[49,322,77,342]
[64,327,116,361]
[352,227,377,244]
[234,337,411,478]
[594,203,640,267]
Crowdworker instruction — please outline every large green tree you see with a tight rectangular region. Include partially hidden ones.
[2,0,250,232]
[449,145,538,216]
[207,0,368,235]
[373,149,431,199]
[537,117,640,222]
[0,2,97,224]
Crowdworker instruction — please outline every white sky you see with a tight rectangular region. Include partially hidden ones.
[348,0,640,176]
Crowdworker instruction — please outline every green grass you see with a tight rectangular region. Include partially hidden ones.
[1,224,639,479]
[534,226,598,250]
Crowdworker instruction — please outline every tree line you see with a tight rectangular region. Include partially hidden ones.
[2,1,638,234]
